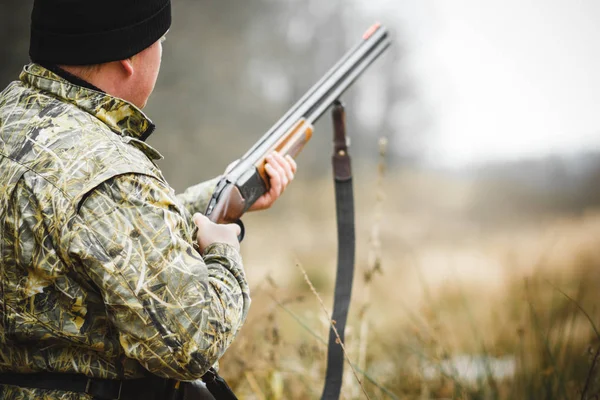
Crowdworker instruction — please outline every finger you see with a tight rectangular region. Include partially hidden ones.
[265,163,283,196]
[226,222,242,237]
[264,154,276,177]
[270,152,289,189]
[273,152,290,171]
[276,153,294,182]
[285,155,298,175]
[273,151,289,183]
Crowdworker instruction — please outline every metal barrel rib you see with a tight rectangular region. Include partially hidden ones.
[237,25,390,168]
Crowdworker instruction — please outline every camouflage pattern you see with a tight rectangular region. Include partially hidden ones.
[0,64,250,399]
[0,385,92,400]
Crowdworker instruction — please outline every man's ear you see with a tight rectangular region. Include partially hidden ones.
[119,58,134,77]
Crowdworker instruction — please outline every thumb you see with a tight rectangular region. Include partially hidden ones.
[226,222,242,237]
[193,213,209,227]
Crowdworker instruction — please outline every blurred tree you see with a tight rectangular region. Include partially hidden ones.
[0,0,33,86]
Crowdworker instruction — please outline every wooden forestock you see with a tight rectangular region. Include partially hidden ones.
[254,118,313,187]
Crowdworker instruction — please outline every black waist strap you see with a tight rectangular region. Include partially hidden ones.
[0,372,175,400]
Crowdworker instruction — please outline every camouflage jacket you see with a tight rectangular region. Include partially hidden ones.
[0,64,250,399]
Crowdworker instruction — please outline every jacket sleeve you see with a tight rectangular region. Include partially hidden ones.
[176,177,220,216]
[67,173,250,381]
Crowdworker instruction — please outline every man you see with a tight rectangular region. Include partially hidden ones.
[0,0,296,399]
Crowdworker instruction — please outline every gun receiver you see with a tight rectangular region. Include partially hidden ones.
[205,23,391,224]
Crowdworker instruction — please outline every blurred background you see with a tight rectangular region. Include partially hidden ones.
[2,0,600,398]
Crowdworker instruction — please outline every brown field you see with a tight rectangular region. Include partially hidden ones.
[217,168,600,399]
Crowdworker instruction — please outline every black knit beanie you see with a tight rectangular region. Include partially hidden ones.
[29,0,171,65]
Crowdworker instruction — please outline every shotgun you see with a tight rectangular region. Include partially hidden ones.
[204,23,391,224]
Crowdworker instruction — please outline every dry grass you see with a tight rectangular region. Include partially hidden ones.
[219,167,600,399]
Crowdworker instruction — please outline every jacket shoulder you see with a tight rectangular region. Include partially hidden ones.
[0,82,163,202]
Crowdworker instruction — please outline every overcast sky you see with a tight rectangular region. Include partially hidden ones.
[358,0,600,167]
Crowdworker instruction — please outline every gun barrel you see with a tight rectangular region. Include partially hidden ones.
[305,34,391,123]
[240,24,391,167]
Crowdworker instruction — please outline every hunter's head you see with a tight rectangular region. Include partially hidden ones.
[29,0,171,109]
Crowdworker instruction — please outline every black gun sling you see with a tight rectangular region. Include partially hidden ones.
[320,101,356,400]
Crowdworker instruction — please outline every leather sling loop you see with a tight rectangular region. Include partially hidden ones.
[320,100,356,400]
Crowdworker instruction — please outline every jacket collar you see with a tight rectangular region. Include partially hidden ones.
[20,63,155,141]
[39,63,105,93]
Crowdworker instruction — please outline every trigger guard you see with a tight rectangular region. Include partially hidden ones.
[235,219,245,242]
